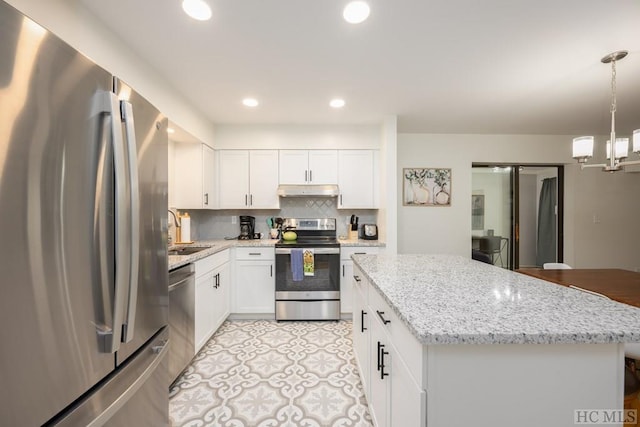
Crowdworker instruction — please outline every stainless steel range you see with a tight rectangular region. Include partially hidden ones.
[275,218,340,320]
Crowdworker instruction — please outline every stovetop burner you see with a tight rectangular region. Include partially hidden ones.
[274,218,338,248]
[276,237,339,248]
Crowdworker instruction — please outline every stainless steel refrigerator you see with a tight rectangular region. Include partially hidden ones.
[0,1,169,425]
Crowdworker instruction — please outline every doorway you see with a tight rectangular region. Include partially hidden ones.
[471,164,564,270]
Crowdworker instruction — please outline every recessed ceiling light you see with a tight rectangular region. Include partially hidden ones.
[330,99,346,108]
[167,127,175,134]
[343,1,370,24]
[182,0,212,21]
[242,98,259,107]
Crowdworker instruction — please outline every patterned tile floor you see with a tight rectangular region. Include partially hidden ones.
[169,320,372,427]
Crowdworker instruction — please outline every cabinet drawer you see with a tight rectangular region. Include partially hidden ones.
[341,246,379,261]
[195,249,230,278]
[369,286,424,387]
[352,267,369,303]
[235,247,275,261]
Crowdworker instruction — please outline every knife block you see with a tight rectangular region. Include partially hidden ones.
[348,229,358,240]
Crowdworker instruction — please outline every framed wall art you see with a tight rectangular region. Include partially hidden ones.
[403,168,451,206]
[471,194,485,230]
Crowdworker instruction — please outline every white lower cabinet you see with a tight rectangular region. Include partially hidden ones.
[340,247,379,314]
[352,273,369,396]
[353,265,426,427]
[233,247,275,314]
[389,341,425,427]
[368,312,390,427]
[355,265,622,427]
[194,250,230,353]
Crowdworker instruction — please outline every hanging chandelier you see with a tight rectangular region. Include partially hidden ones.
[572,51,640,172]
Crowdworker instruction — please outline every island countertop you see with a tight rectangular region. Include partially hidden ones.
[352,254,640,345]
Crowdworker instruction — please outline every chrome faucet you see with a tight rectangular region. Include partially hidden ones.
[168,209,181,245]
[168,209,181,228]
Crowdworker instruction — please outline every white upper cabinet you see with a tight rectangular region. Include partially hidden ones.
[249,151,280,208]
[279,150,338,185]
[202,145,215,208]
[338,150,378,209]
[218,150,279,209]
[173,142,215,209]
[217,150,249,208]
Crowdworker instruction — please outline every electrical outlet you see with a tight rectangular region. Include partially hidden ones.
[231,216,237,224]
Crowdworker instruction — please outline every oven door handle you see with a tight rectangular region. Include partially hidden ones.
[275,247,340,255]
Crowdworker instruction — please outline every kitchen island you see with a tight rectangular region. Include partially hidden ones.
[351,254,640,427]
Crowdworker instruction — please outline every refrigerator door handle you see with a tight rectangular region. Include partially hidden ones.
[120,100,140,343]
[97,91,129,353]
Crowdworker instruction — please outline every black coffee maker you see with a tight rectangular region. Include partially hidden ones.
[239,216,255,240]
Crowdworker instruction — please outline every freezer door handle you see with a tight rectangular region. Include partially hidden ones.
[55,329,170,427]
[120,100,140,343]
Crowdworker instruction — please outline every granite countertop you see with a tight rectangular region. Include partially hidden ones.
[168,238,383,270]
[352,254,640,345]
[168,240,235,270]
[338,238,385,247]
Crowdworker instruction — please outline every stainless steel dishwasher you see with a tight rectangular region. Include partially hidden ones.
[168,263,195,385]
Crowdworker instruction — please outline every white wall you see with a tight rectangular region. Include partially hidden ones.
[5,0,216,145]
[379,117,398,254]
[213,124,381,149]
[397,133,640,271]
[570,165,640,271]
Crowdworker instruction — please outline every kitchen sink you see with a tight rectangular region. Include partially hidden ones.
[168,246,211,256]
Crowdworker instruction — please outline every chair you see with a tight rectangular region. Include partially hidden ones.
[472,250,492,264]
[542,263,572,270]
[478,236,508,267]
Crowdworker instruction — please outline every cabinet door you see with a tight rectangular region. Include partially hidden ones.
[308,150,338,184]
[234,260,275,313]
[369,314,390,427]
[338,150,375,208]
[195,271,215,353]
[211,262,230,332]
[390,342,426,427]
[352,276,369,398]
[340,260,354,314]
[218,150,250,208]
[202,145,215,208]
[249,150,279,208]
[279,150,308,184]
[173,142,203,209]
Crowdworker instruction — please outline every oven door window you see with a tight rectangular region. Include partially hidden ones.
[275,252,339,292]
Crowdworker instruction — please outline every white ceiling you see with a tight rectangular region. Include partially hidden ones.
[81,0,640,135]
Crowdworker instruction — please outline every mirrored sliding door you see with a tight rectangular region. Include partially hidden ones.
[471,164,564,270]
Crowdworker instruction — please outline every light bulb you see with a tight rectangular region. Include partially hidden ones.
[343,1,370,24]
[182,0,212,21]
[242,98,259,107]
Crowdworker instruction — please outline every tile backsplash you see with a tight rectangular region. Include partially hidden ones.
[177,197,377,240]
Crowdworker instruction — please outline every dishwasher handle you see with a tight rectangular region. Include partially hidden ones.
[169,264,195,291]
[169,272,194,292]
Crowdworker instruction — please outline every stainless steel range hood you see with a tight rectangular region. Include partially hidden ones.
[277,184,339,197]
